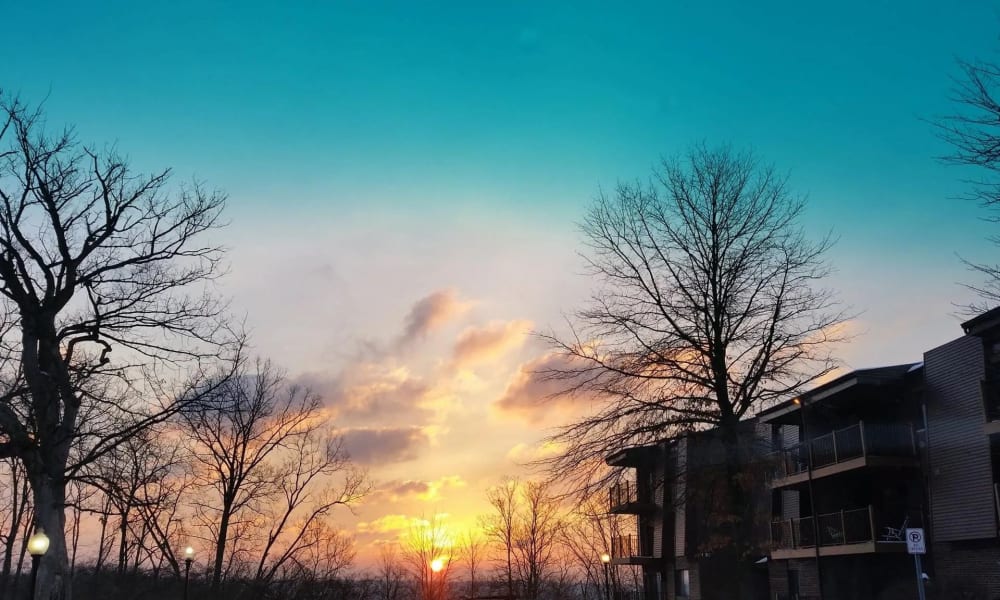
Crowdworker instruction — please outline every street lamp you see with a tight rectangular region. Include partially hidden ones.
[27,529,49,600]
[793,397,825,600]
[600,552,611,600]
[183,546,195,600]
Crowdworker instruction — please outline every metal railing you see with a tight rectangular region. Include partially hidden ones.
[770,506,923,550]
[772,421,916,478]
[609,481,637,510]
[610,534,652,559]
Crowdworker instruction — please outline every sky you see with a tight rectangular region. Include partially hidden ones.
[5,0,1000,567]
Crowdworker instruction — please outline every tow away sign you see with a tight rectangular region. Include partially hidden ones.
[906,528,926,554]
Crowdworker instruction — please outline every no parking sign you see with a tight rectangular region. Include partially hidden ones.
[906,528,926,554]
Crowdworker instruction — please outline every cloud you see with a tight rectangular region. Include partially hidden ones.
[388,480,431,498]
[340,426,430,464]
[494,351,595,424]
[375,476,467,503]
[416,475,466,501]
[356,514,418,535]
[505,441,566,464]
[298,362,433,427]
[400,289,471,344]
[450,319,533,369]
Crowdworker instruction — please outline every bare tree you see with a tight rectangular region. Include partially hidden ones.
[511,481,564,600]
[0,94,233,600]
[480,479,516,600]
[539,145,847,599]
[180,357,367,594]
[0,457,31,599]
[480,478,566,600]
[936,57,1000,309]
[457,530,485,600]
[559,497,613,600]
[401,515,453,600]
[376,543,409,600]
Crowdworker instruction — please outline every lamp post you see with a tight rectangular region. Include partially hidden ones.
[600,552,611,600]
[27,529,49,600]
[183,546,194,600]
[793,397,824,600]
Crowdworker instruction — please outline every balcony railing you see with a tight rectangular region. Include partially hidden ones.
[770,505,923,551]
[609,481,637,509]
[608,481,656,514]
[610,534,652,559]
[772,421,916,479]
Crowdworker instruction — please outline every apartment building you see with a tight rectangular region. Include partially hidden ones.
[759,363,925,600]
[606,422,772,600]
[606,306,1000,600]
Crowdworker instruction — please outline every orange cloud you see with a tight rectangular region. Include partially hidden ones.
[450,319,533,368]
[494,351,596,425]
[356,514,417,534]
[505,441,566,464]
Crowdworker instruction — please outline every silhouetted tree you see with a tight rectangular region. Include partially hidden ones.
[539,145,847,599]
[481,478,566,600]
[401,515,453,600]
[0,93,232,600]
[180,357,367,594]
[457,530,485,600]
[0,457,31,598]
[376,543,409,600]
[937,57,1000,309]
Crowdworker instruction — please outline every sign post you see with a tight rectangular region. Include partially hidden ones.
[906,528,926,600]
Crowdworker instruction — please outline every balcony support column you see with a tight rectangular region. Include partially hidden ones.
[859,420,867,457]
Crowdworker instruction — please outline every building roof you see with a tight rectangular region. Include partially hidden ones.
[757,363,920,422]
[605,444,661,467]
[962,306,1000,336]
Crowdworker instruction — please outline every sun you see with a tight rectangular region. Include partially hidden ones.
[430,558,445,573]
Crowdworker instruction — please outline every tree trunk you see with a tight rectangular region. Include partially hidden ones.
[722,422,750,600]
[0,465,27,600]
[211,502,232,591]
[29,473,69,600]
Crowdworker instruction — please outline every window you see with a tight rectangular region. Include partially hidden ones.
[675,569,690,598]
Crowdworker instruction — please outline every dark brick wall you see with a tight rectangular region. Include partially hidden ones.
[931,540,1000,599]
[767,559,822,600]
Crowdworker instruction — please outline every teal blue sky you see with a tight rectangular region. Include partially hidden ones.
[6,1,1000,352]
[4,1,1000,346]
[3,1,997,222]
[8,1,1000,559]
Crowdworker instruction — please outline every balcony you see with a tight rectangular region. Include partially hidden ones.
[609,481,658,515]
[770,505,922,559]
[771,421,918,488]
[982,379,1000,433]
[610,534,656,566]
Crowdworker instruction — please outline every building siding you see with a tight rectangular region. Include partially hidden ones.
[925,335,996,541]
[675,438,687,558]
[780,425,801,521]
[932,540,1000,598]
[653,456,665,559]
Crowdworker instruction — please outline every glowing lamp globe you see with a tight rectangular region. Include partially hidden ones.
[28,531,50,557]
